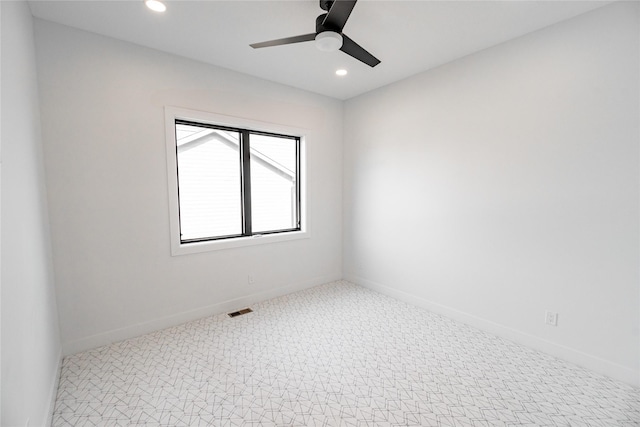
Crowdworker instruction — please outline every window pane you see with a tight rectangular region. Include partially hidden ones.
[250,134,298,233]
[176,123,242,240]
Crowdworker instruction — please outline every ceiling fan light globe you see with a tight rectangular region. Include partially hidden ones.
[315,31,343,52]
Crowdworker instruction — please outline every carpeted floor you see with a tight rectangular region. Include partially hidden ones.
[53,281,640,426]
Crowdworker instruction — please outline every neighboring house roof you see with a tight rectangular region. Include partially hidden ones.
[177,129,295,181]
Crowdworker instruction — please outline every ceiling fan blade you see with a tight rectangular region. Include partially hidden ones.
[250,33,316,49]
[322,0,357,32]
[340,34,380,67]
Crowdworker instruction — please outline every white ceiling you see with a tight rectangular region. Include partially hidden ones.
[28,0,611,100]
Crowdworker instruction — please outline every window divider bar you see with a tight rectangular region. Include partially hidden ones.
[241,130,252,236]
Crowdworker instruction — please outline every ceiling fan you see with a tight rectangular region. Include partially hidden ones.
[250,0,380,68]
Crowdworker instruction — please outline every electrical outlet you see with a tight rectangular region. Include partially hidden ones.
[247,275,255,285]
[545,310,558,326]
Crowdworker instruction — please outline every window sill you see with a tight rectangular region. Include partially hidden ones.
[170,230,310,256]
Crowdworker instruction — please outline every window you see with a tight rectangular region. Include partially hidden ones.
[165,108,308,255]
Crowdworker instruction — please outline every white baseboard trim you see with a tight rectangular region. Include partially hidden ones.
[62,274,339,356]
[45,349,63,427]
[345,273,639,388]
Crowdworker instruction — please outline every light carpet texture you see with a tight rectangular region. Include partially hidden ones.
[53,281,640,426]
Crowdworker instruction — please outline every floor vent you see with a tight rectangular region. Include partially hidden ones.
[228,308,253,318]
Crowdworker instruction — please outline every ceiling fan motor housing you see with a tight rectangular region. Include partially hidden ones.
[316,13,339,33]
[320,0,333,12]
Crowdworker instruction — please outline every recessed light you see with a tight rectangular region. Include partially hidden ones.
[145,0,166,12]
[336,69,348,76]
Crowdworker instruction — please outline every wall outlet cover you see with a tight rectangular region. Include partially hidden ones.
[545,310,558,326]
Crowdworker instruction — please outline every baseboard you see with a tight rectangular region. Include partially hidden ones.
[45,349,63,427]
[62,274,339,356]
[345,273,639,388]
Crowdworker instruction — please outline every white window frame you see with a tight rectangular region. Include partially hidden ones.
[165,106,310,255]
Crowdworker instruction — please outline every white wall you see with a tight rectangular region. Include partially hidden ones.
[34,20,343,354]
[1,2,62,426]
[344,1,639,386]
